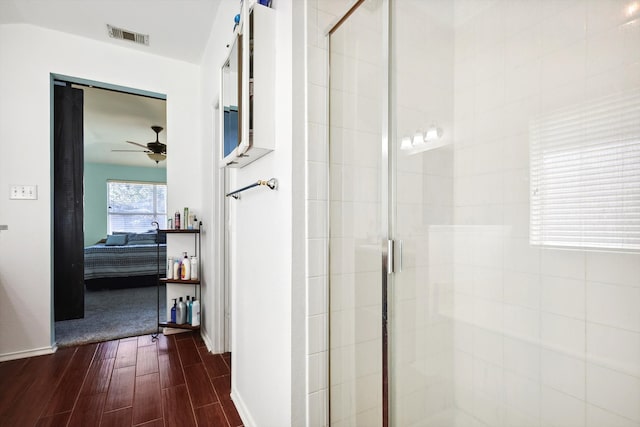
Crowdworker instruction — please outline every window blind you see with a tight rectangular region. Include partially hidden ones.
[530,89,640,251]
[107,181,167,234]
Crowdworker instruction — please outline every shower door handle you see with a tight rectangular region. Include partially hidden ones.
[386,240,403,274]
[387,239,394,274]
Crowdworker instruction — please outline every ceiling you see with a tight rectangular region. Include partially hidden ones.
[78,85,167,168]
[0,0,221,63]
[0,0,222,168]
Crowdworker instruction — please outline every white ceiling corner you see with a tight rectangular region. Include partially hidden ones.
[0,0,221,64]
[0,0,222,168]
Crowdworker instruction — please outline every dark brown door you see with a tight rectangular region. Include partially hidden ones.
[53,83,84,321]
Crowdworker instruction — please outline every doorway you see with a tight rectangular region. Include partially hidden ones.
[52,76,168,346]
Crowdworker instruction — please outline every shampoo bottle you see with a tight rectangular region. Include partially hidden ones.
[175,211,181,230]
[191,297,200,327]
[167,257,174,280]
[173,259,181,280]
[186,296,192,324]
[170,298,177,323]
[176,297,186,324]
[181,252,190,280]
[190,256,198,280]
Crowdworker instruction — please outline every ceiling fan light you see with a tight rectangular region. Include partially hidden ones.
[147,153,166,163]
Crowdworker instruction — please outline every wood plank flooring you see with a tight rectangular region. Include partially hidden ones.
[0,332,242,427]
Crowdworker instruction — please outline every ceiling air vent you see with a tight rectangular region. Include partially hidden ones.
[107,24,149,46]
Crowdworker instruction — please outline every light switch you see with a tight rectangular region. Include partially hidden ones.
[10,185,38,200]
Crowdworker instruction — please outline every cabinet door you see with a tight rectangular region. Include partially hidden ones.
[235,4,275,166]
[221,34,242,164]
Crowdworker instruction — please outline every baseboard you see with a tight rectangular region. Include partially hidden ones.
[231,388,256,427]
[0,344,57,362]
[199,328,214,353]
[161,327,191,336]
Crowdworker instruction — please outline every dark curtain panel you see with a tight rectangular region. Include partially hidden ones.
[53,84,84,321]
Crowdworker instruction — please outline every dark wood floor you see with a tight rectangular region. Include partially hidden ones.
[0,332,243,426]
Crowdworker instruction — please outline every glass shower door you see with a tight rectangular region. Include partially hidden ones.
[389,1,457,425]
[328,1,387,425]
[389,1,640,426]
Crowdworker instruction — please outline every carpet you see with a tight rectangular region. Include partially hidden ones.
[55,284,166,347]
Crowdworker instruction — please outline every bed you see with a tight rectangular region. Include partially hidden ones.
[84,232,166,288]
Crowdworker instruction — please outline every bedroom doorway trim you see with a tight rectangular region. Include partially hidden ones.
[50,73,167,345]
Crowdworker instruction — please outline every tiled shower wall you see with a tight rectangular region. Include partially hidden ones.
[451,1,640,425]
[306,1,354,426]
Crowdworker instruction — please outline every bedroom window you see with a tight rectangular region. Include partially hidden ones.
[530,89,640,252]
[107,180,167,233]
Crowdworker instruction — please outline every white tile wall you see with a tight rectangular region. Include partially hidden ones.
[587,363,640,423]
[540,386,586,427]
[504,336,540,381]
[587,322,640,377]
[587,404,640,427]
[541,276,585,320]
[541,312,586,357]
[541,348,586,399]
[586,251,640,287]
[449,1,640,426]
[586,281,640,332]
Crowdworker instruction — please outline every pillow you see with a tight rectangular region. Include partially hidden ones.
[127,239,157,246]
[105,234,128,246]
[127,232,158,245]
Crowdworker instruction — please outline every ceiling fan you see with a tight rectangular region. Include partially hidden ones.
[113,125,167,163]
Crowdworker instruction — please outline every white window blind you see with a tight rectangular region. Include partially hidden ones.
[530,89,640,251]
[107,181,167,234]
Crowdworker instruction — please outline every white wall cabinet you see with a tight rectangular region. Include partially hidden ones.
[220,3,275,168]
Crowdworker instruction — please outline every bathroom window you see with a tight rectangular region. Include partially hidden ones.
[530,90,640,251]
[107,180,167,233]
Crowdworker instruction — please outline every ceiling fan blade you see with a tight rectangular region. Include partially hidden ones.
[126,140,149,150]
[112,149,151,153]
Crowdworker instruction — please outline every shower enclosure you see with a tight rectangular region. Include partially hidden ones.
[328,0,640,426]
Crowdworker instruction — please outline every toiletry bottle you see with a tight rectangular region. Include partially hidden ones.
[175,211,181,230]
[167,257,174,280]
[177,297,186,324]
[181,252,190,280]
[186,296,192,324]
[184,207,189,229]
[170,298,177,323]
[190,256,198,280]
[173,259,181,280]
[191,297,200,327]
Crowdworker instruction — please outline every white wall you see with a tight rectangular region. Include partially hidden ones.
[199,1,300,426]
[196,0,236,357]
[230,1,294,424]
[0,23,201,360]
[1,4,311,426]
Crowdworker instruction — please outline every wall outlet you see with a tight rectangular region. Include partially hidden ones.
[10,185,38,200]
